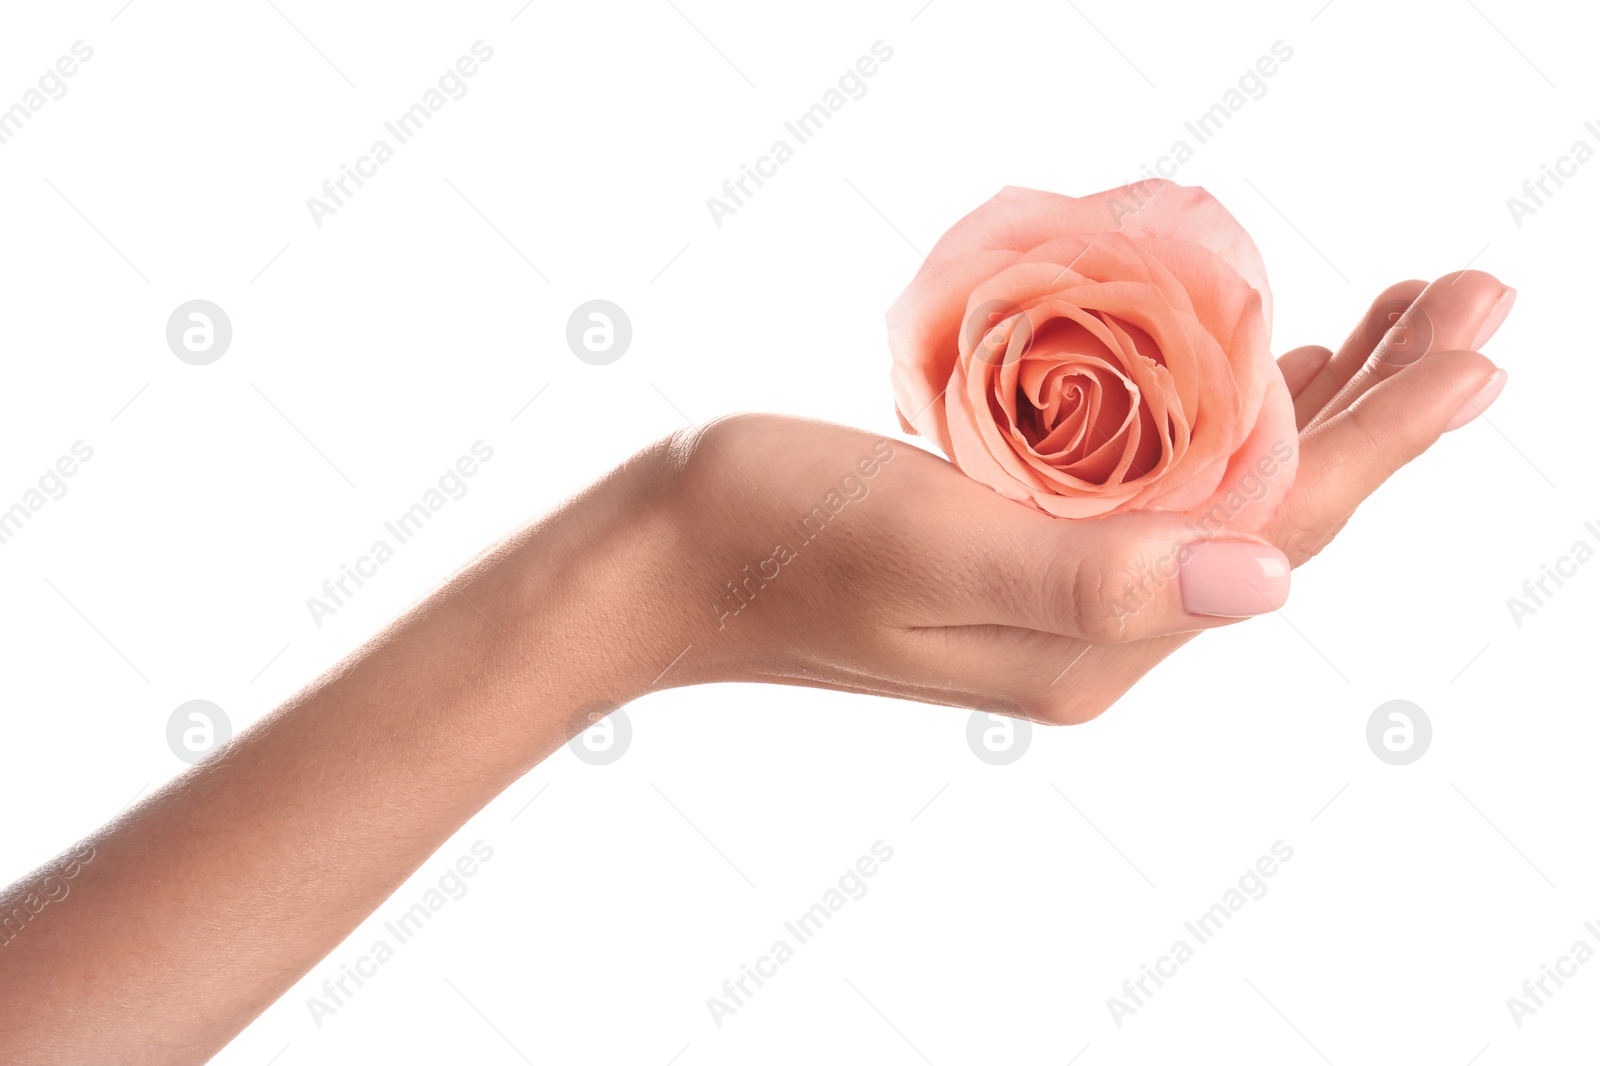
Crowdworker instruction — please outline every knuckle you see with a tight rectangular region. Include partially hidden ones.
[1283,519,1343,567]
[658,413,768,491]
[1013,690,1102,727]
[1066,553,1147,643]
[675,412,754,462]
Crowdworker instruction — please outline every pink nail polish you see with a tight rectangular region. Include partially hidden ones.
[1470,287,1516,350]
[1179,541,1290,618]
[1443,368,1508,432]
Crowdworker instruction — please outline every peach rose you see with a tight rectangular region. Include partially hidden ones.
[888,180,1296,530]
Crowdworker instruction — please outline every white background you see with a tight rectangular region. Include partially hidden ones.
[1,0,1595,1062]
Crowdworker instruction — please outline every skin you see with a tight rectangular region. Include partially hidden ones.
[0,271,1508,1063]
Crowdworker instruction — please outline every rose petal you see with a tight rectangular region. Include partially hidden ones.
[887,181,1290,528]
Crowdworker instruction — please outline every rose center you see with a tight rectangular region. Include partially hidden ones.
[1014,319,1136,462]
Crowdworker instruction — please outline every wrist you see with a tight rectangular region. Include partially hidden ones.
[496,438,705,719]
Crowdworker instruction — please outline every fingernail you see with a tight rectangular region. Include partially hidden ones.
[1470,286,1516,350]
[1179,541,1290,618]
[1443,368,1508,432]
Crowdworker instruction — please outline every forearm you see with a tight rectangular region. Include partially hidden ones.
[0,448,686,1064]
[0,316,1501,1061]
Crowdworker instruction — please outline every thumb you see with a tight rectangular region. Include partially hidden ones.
[974,509,1292,643]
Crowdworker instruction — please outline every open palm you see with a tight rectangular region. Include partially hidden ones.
[654,271,1510,724]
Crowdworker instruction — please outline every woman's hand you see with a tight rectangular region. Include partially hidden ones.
[0,270,1510,1064]
[647,270,1511,723]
